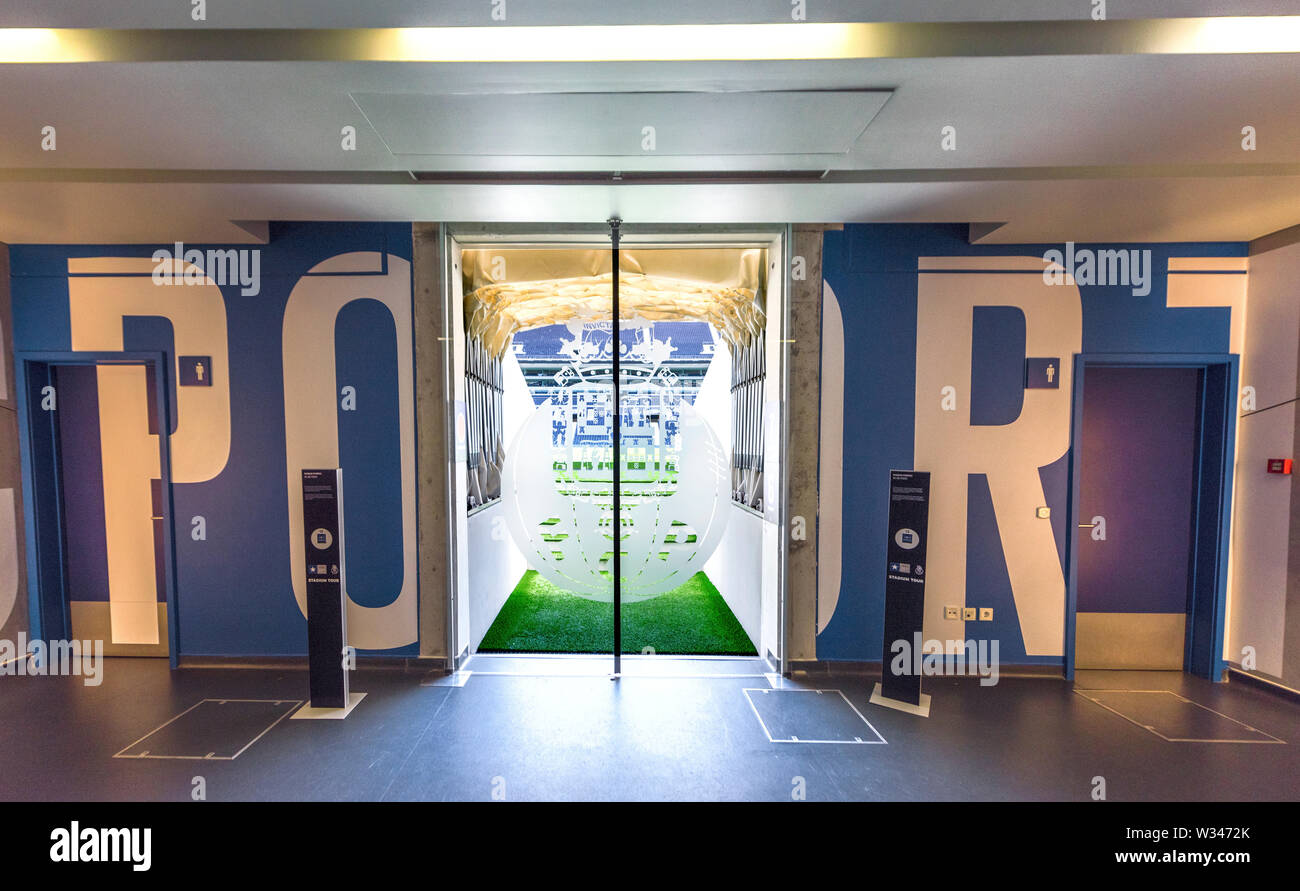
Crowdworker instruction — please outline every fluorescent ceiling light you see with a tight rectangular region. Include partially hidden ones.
[0,28,61,63]
[0,18,1298,64]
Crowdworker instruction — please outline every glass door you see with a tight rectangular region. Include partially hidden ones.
[466,238,616,664]
[461,226,770,674]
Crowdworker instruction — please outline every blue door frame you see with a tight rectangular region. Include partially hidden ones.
[1063,353,1238,682]
[14,351,181,668]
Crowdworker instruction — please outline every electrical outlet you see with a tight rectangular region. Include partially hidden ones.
[963,607,977,621]
[944,605,960,620]
[979,607,993,622]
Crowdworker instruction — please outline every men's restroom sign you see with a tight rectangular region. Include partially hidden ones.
[1025,357,1060,389]
[179,355,213,387]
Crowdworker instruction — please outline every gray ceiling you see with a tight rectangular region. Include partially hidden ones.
[0,6,1297,244]
[3,1,1298,27]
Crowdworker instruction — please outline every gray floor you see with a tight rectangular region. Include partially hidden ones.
[1,657,1298,801]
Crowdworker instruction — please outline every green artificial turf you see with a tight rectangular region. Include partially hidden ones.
[477,570,757,656]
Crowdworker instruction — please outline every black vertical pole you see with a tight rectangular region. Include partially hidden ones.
[609,217,622,676]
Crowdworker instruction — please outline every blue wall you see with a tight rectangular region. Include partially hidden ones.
[819,223,1244,664]
[9,219,1247,664]
[10,222,415,657]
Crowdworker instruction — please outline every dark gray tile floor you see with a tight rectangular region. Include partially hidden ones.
[744,688,886,743]
[1,658,1297,801]
[114,698,302,759]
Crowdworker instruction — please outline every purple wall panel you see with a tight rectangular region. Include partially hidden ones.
[1077,366,1200,614]
[54,364,110,603]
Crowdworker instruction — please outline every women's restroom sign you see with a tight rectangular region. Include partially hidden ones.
[875,470,931,712]
[302,468,348,709]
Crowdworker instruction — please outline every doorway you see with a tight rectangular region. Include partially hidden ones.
[17,353,177,660]
[442,226,788,674]
[1065,355,1237,680]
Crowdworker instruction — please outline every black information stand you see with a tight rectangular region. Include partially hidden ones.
[302,468,349,710]
[871,469,933,716]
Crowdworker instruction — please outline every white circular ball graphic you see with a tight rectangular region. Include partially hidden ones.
[501,381,729,602]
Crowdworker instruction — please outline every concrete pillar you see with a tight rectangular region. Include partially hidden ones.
[785,226,825,664]
[412,224,450,661]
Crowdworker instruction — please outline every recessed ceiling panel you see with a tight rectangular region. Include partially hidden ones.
[351,90,891,158]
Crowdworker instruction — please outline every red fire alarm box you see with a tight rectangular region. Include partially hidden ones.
[1266,458,1293,474]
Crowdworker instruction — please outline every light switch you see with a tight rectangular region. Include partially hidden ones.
[1036,506,1051,519]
